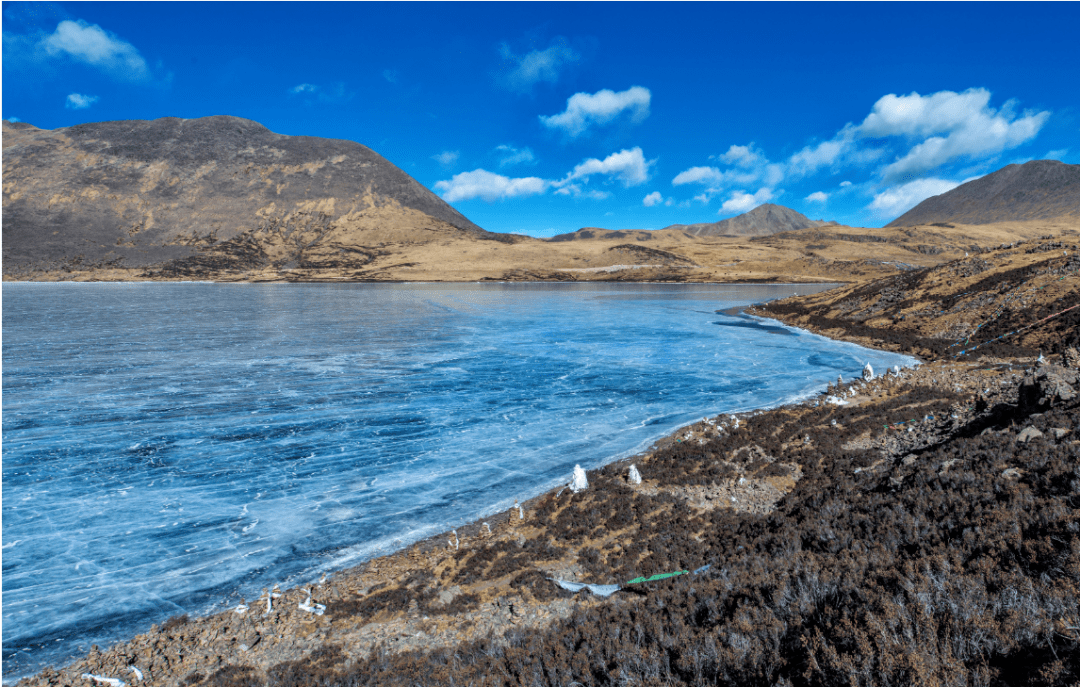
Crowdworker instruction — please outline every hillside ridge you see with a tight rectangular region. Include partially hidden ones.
[888,159,1080,227]
[2,116,497,274]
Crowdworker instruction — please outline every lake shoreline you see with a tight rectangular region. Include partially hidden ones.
[21,346,1072,687]
[13,237,1080,686]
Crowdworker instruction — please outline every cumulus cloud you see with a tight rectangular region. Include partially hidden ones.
[857,89,1049,180]
[436,148,654,204]
[805,191,828,203]
[839,180,852,187]
[554,185,610,200]
[672,166,723,186]
[561,147,652,187]
[868,177,962,216]
[540,86,650,137]
[498,38,579,93]
[435,169,548,202]
[43,19,149,80]
[718,144,766,168]
[671,166,760,189]
[720,188,775,215]
[643,191,664,207]
[65,93,98,109]
[787,136,855,176]
[432,150,460,168]
[496,145,535,167]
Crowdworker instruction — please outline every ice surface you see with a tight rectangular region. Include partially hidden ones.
[1,282,915,677]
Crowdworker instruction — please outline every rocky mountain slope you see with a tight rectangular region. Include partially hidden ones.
[757,234,1080,359]
[2,116,504,276]
[888,159,1080,227]
[664,203,833,237]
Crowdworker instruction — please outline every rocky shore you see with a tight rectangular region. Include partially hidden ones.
[16,239,1080,687]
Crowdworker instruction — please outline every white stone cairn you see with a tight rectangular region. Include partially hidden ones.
[299,588,326,615]
[570,464,589,493]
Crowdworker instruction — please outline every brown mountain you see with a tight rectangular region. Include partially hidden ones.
[2,116,510,276]
[663,203,834,237]
[887,159,1080,227]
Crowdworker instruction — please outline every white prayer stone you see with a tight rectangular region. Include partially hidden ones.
[570,464,589,493]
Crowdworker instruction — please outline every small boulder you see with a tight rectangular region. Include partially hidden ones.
[1018,365,1077,412]
[1050,428,1071,440]
[1001,467,1023,481]
[1064,347,1080,369]
[1016,427,1044,444]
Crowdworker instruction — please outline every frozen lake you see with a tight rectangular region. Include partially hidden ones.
[1,282,916,678]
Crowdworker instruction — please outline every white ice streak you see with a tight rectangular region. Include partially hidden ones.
[81,675,126,687]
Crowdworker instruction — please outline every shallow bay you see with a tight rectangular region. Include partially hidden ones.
[1,282,914,677]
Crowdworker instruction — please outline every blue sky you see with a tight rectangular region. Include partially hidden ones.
[4,2,1078,236]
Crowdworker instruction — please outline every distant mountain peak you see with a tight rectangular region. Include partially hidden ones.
[887,159,1080,227]
[664,203,833,237]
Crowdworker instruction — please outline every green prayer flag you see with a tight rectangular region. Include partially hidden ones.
[624,570,688,585]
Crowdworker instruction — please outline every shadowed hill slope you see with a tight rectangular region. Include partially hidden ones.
[664,203,833,237]
[888,160,1080,227]
[2,116,499,273]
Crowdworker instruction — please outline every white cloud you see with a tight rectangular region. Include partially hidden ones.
[868,177,961,216]
[763,163,786,186]
[672,166,723,186]
[718,144,766,168]
[805,191,828,203]
[8,116,21,123]
[839,180,852,187]
[540,86,651,137]
[1046,148,1069,160]
[720,188,775,215]
[287,82,351,103]
[43,19,149,80]
[496,145,535,167]
[65,93,98,109]
[551,184,609,200]
[383,69,399,84]
[856,89,1050,180]
[432,150,460,168]
[673,143,781,198]
[643,191,664,207]
[787,136,854,176]
[435,169,548,202]
[498,38,579,93]
[561,147,652,187]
